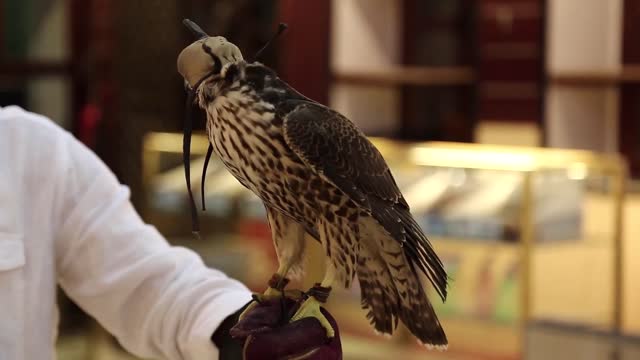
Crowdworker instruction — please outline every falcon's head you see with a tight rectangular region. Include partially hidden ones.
[177,20,244,91]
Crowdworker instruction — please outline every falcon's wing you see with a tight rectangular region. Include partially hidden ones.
[281,100,448,300]
[281,100,408,210]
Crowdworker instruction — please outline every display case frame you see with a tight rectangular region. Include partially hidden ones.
[141,132,627,359]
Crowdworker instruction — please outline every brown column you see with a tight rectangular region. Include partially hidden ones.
[277,0,331,105]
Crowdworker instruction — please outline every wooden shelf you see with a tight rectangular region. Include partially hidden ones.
[549,66,640,86]
[0,61,72,76]
[332,66,475,87]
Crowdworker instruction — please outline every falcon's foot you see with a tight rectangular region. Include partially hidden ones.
[290,284,334,338]
[239,274,298,320]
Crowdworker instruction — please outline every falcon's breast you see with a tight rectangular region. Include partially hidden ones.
[204,83,317,229]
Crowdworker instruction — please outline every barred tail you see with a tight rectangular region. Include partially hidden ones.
[357,217,448,348]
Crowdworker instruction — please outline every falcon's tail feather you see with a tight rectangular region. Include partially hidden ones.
[357,217,448,348]
[357,245,398,335]
[396,208,449,301]
[368,198,449,301]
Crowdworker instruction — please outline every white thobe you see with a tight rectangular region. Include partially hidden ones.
[0,106,251,359]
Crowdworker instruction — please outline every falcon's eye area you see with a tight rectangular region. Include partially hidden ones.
[201,43,222,74]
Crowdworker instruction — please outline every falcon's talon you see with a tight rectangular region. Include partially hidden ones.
[290,296,335,338]
[238,300,258,321]
[239,288,284,320]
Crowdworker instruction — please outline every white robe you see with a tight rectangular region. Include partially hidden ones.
[0,106,252,359]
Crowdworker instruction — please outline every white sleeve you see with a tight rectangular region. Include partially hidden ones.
[53,131,252,360]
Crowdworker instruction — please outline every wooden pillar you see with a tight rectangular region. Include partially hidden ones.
[401,0,477,142]
[620,0,640,178]
[476,0,545,124]
[69,0,91,136]
[277,0,331,105]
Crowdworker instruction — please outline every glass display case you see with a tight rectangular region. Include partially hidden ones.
[141,132,628,360]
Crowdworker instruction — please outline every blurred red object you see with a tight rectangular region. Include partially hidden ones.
[77,103,102,149]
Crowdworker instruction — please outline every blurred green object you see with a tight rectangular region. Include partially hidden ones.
[3,0,30,58]
[2,0,59,59]
[432,258,460,317]
[494,264,519,323]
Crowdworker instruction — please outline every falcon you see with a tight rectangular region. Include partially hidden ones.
[177,19,449,349]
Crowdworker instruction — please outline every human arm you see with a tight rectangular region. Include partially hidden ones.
[53,128,252,359]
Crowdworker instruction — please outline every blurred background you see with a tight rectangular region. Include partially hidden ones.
[1,0,640,359]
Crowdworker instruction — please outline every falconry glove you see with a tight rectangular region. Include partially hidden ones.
[212,295,342,360]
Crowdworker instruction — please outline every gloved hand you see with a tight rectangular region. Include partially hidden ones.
[212,293,342,360]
